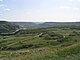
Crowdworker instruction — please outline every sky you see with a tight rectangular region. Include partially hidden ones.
[0,0,80,22]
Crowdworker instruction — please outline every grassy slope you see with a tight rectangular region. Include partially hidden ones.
[0,27,80,60]
[0,21,19,33]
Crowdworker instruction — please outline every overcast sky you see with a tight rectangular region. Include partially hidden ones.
[0,0,80,22]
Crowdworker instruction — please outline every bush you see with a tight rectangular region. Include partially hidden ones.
[57,37,71,43]
[44,32,63,40]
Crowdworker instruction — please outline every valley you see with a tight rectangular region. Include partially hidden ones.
[0,21,80,60]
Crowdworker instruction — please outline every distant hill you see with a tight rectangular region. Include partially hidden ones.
[13,22,80,28]
[38,22,80,27]
[12,22,37,27]
[0,21,19,33]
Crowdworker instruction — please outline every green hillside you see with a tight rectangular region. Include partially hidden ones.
[13,22,80,28]
[0,26,80,60]
[0,21,19,33]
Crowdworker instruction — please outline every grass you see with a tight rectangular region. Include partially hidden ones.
[0,27,80,60]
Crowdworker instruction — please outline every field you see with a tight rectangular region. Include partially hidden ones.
[0,26,80,60]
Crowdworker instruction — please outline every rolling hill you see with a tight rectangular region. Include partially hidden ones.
[0,21,19,33]
[0,26,80,60]
[13,22,80,28]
